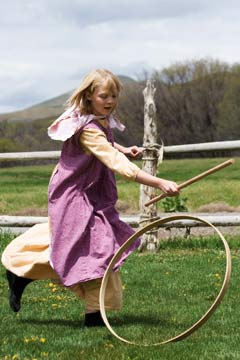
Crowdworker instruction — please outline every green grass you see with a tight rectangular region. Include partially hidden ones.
[0,157,239,215]
[0,165,52,215]
[154,157,240,210]
[1,231,240,359]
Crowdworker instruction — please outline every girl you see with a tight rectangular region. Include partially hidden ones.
[2,69,179,326]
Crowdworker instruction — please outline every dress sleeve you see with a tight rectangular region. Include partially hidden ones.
[79,128,140,180]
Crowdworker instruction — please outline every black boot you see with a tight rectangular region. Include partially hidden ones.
[6,270,34,312]
[83,311,105,327]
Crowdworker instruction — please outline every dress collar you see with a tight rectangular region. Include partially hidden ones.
[48,107,125,141]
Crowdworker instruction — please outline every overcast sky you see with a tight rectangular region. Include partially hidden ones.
[1,0,240,113]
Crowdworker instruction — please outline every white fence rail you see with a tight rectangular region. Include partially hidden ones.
[1,214,240,234]
[0,151,60,161]
[0,140,240,161]
[164,140,240,154]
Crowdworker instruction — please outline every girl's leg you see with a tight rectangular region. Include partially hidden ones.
[2,223,58,312]
[70,271,122,327]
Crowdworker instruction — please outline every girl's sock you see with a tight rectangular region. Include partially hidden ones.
[83,311,105,327]
[6,270,34,312]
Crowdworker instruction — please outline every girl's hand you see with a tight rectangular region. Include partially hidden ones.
[158,179,179,197]
[125,146,142,158]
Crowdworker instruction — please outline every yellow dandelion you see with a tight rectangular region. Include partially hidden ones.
[51,303,61,309]
[104,343,114,348]
[42,352,49,357]
[39,338,46,343]
[12,356,18,360]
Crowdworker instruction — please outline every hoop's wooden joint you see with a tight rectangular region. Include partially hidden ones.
[145,159,235,207]
[99,215,231,346]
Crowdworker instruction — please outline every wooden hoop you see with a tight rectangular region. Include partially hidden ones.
[99,215,231,346]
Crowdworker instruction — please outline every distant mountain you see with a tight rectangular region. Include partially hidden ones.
[0,75,136,123]
[0,92,71,123]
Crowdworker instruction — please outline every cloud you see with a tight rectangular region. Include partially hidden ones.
[1,0,240,113]
[0,0,209,27]
[49,0,206,26]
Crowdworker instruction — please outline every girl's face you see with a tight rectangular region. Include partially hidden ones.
[88,84,118,116]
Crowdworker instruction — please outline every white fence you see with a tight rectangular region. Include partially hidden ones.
[0,139,240,233]
[1,140,240,161]
[1,213,240,234]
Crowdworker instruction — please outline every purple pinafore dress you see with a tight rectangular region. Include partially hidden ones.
[48,120,139,287]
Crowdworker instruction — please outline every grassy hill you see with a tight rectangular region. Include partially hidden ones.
[0,92,71,123]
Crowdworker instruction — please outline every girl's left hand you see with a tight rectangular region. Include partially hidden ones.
[125,146,142,158]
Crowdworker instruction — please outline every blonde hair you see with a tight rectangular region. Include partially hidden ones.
[67,69,122,114]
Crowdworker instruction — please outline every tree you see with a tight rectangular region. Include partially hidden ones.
[217,68,240,140]
[115,80,144,146]
[0,138,17,152]
[152,58,229,145]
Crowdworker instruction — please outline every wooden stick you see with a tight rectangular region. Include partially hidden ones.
[145,158,235,207]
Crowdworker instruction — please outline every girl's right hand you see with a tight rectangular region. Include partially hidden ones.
[135,169,179,196]
[158,179,179,197]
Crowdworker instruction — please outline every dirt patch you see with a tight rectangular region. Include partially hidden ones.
[197,202,240,213]
[12,208,48,216]
[157,226,240,240]
[116,200,138,214]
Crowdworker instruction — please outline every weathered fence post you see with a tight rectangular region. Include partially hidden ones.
[139,79,161,251]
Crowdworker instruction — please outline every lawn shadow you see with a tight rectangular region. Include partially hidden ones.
[20,313,187,331]
[20,318,82,328]
[108,313,174,327]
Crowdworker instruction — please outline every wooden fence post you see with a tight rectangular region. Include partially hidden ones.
[139,79,161,251]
